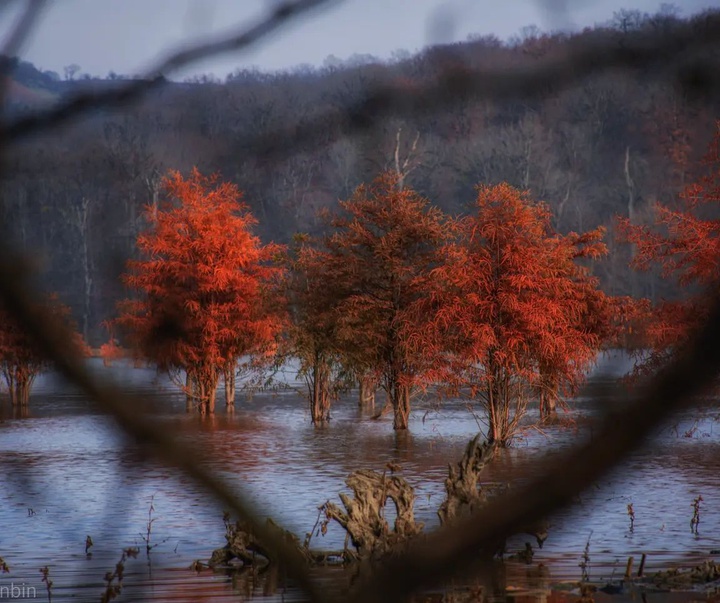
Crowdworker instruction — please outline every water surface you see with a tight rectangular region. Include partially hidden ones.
[0,352,719,601]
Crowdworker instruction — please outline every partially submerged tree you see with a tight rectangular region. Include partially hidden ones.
[314,172,451,430]
[617,121,720,373]
[428,183,617,444]
[0,294,86,406]
[283,234,351,425]
[116,169,284,414]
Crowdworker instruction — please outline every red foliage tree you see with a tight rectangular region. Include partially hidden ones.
[313,172,451,430]
[116,169,284,414]
[283,234,350,425]
[0,294,87,406]
[617,121,720,372]
[427,183,619,444]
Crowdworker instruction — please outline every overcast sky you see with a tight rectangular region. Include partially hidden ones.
[2,0,719,80]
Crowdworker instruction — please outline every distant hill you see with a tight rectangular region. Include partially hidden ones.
[1,55,62,109]
[3,76,58,107]
[1,8,720,344]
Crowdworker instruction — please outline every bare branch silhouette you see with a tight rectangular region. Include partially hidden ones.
[0,0,47,106]
[0,0,46,57]
[0,2,720,603]
[0,0,338,142]
[243,13,720,164]
[350,290,720,603]
[0,249,332,603]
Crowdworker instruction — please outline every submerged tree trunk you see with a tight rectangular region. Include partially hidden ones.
[438,435,498,525]
[195,370,219,415]
[358,373,377,409]
[224,364,236,408]
[185,371,197,412]
[538,366,559,422]
[3,367,34,406]
[320,468,423,560]
[310,354,331,425]
[391,383,411,431]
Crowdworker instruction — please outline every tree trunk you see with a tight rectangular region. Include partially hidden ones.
[185,371,197,412]
[196,372,219,415]
[538,368,559,422]
[392,384,411,431]
[358,374,376,409]
[207,387,217,415]
[539,391,557,421]
[486,382,510,446]
[17,375,31,407]
[224,365,236,408]
[438,435,497,525]
[310,357,331,425]
[5,374,16,406]
[320,468,423,559]
[5,367,33,407]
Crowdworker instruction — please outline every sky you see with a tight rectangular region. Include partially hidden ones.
[2,0,719,80]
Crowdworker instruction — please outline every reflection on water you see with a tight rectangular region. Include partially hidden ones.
[0,352,719,602]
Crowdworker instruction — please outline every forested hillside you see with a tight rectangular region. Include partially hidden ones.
[2,7,719,344]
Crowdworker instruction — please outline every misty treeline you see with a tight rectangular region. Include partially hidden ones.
[1,6,719,344]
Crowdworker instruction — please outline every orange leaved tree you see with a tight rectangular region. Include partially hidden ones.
[617,121,720,373]
[428,183,617,445]
[283,234,350,425]
[116,169,284,414]
[314,172,451,430]
[0,294,87,406]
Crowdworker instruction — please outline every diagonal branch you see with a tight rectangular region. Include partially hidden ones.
[241,12,720,164]
[0,0,338,143]
[0,0,47,57]
[349,288,720,603]
[0,249,332,603]
[0,0,47,105]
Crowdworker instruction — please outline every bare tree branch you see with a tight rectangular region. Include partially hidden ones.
[350,289,720,603]
[0,0,339,142]
[0,0,47,104]
[0,0,46,57]
[241,12,720,163]
[0,249,332,603]
[1,4,720,603]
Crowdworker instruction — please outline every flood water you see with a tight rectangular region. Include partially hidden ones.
[0,352,719,602]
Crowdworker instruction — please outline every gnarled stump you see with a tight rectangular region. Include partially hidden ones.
[210,517,309,567]
[438,435,549,554]
[438,435,498,525]
[320,468,423,560]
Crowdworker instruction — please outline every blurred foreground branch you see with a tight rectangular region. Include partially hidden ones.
[1,2,720,603]
[0,251,332,603]
[350,289,720,603]
[0,0,337,143]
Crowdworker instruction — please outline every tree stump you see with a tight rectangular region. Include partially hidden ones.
[210,517,310,567]
[320,468,423,560]
[438,434,498,525]
[438,435,549,553]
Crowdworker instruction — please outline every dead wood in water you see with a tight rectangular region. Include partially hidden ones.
[211,435,551,571]
[320,468,424,561]
[438,435,498,525]
[438,435,549,553]
[211,468,424,569]
[211,516,312,567]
